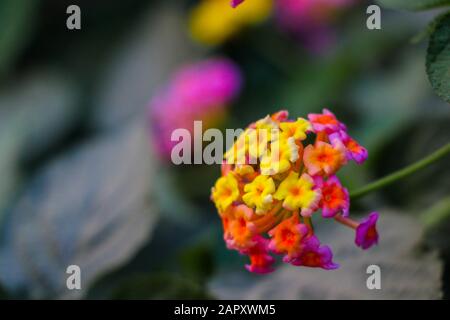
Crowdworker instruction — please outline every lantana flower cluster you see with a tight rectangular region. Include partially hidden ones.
[211,109,378,273]
[148,58,242,159]
[190,0,272,46]
[192,0,354,50]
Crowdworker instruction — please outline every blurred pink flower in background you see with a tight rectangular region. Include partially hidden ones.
[275,0,355,52]
[228,0,355,52]
[148,58,242,160]
[231,0,246,8]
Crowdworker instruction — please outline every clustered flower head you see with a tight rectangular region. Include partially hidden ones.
[211,109,378,273]
[149,58,242,159]
[190,0,272,46]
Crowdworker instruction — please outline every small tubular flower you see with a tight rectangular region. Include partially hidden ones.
[268,214,309,261]
[245,236,275,274]
[224,128,252,165]
[247,128,271,160]
[334,211,380,250]
[330,130,368,164]
[316,175,349,218]
[223,204,258,250]
[290,236,339,270]
[254,115,280,142]
[303,141,347,176]
[279,117,312,141]
[243,175,276,214]
[355,212,379,250]
[308,108,345,134]
[212,173,240,213]
[211,110,377,274]
[273,172,321,216]
[260,137,300,175]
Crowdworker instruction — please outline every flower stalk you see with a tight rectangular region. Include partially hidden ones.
[350,142,450,200]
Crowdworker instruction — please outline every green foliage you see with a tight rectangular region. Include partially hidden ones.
[0,0,37,80]
[422,197,450,252]
[411,11,448,43]
[426,12,450,103]
[0,124,158,299]
[279,17,412,114]
[178,242,215,284]
[377,0,450,10]
[111,273,211,299]
[376,3,450,104]
[0,283,8,299]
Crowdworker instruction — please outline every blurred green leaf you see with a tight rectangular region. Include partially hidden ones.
[111,273,211,299]
[0,0,37,79]
[422,196,450,252]
[0,73,79,223]
[377,0,450,10]
[349,50,430,155]
[411,11,448,44]
[154,166,201,224]
[280,15,414,113]
[91,2,199,130]
[0,116,23,225]
[0,282,8,299]
[0,122,159,299]
[426,12,450,103]
[178,240,215,284]
[85,217,216,299]
[422,197,450,229]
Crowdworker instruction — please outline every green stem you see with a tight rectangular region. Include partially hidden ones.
[350,142,450,200]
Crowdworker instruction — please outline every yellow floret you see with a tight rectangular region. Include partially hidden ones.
[243,175,276,214]
[212,173,240,213]
[274,172,321,216]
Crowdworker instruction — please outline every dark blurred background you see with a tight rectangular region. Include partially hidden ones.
[0,0,449,299]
